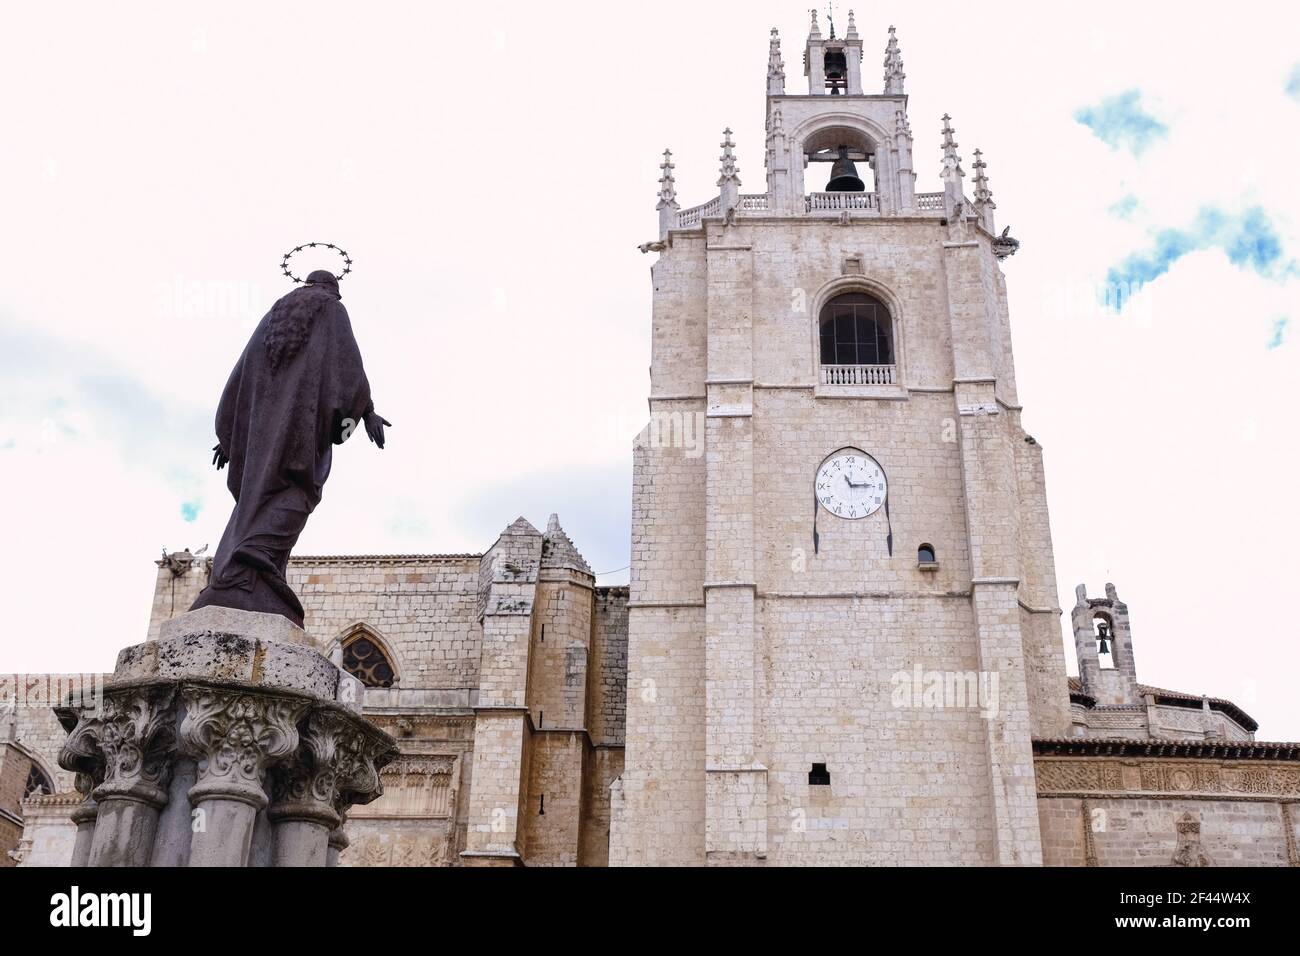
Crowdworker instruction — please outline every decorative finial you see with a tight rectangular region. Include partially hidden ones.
[768,27,785,93]
[828,2,837,40]
[845,9,859,40]
[972,148,998,234]
[718,128,741,187]
[809,9,822,40]
[883,25,905,94]
[657,148,678,210]
[972,149,994,207]
[940,114,964,184]
[894,107,911,138]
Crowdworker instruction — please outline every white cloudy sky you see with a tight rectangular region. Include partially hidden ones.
[1,2,1297,737]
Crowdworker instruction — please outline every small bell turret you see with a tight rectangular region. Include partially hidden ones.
[825,146,865,192]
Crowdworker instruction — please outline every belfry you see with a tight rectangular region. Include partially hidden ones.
[608,12,1289,867]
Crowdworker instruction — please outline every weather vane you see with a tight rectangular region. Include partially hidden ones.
[279,241,353,284]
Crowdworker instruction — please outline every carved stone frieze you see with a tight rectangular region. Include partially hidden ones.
[342,830,453,867]
[349,752,457,819]
[1036,757,1300,799]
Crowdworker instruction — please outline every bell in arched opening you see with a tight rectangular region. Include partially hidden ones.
[825,146,865,192]
[824,47,848,95]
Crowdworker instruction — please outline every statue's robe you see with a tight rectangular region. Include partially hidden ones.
[190,286,372,627]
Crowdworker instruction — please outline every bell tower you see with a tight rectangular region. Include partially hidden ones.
[613,13,1068,867]
[1072,583,1140,706]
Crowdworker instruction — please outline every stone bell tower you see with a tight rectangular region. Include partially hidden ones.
[612,12,1070,867]
[1072,583,1140,707]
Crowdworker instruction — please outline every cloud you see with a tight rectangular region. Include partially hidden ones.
[1106,206,1296,300]
[1108,194,1139,219]
[181,499,202,522]
[1267,317,1289,350]
[1074,90,1168,155]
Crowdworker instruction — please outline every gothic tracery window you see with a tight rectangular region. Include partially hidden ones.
[24,765,52,800]
[342,633,397,688]
[819,292,894,367]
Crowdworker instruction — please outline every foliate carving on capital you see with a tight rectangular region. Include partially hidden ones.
[268,708,371,828]
[59,708,110,819]
[179,686,308,809]
[72,686,177,807]
[334,724,394,813]
[57,707,106,779]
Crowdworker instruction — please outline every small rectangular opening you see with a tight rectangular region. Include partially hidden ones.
[809,762,831,786]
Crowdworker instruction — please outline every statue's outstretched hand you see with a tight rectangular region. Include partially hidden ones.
[212,444,229,470]
[364,411,391,450]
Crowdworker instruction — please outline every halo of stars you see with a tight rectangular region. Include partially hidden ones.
[279,242,353,284]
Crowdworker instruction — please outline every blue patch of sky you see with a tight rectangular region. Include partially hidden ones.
[1074,90,1168,155]
[1267,317,1289,351]
[1287,63,1300,101]
[1105,206,1297,306]
[180,499,202,522]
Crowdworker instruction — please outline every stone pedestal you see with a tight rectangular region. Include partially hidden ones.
[54,606,396,867]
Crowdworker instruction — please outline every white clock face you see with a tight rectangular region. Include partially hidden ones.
[816,448,887,520]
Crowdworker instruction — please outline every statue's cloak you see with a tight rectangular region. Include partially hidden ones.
[190,286,372,626]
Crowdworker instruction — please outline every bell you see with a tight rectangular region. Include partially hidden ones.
[824,49,847,95]
[825,147,865,192]
[1096,622,1111,656]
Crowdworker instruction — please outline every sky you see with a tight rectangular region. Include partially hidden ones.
[1,1,1297,738]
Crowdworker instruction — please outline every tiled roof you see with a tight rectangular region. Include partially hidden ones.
[1034,738,1300,760]
[1066,677,1257,732]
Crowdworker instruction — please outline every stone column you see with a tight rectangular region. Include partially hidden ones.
[268,709,385,867]
[68,772,102,868]
[53,605,396,868]
[55,705,98,866]
[179,686,308,867]
[326,822,349,867]
[71,686,176,868]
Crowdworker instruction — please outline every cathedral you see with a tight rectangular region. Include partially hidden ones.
[3,13,1297,867]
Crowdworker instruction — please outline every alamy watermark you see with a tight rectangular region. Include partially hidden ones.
[0,674,104,717]
[891,664,1000,718]
[636,409,705,459]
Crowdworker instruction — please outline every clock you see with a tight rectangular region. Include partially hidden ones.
[815,448,887,520]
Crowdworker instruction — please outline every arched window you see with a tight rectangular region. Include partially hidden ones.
[24,764,52,800]
[917,543,936,565]
[819,292,894,373]
[1093,614,1116,670]
[342,633,397,688]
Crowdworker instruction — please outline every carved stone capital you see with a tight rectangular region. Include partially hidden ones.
[59,686,177,809]
[56,705,106,780]
[267,708,365,828]
[179,686,308,810]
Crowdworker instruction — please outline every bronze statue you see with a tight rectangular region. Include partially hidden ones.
[190,265,390,627]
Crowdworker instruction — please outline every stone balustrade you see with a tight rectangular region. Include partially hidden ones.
[805,191,880,212]
[820,363,896,386]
